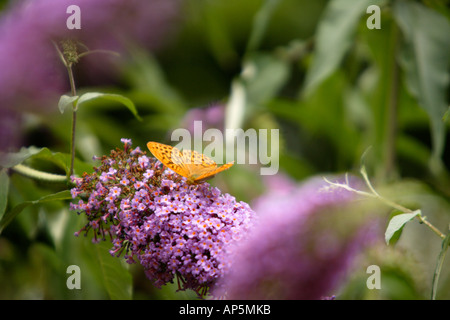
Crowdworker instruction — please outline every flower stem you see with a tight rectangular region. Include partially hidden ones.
[67,64,77,178]
[324,172,446,240]
[361,168,446,239]
[383,22,401,180]
[78,49,120,59]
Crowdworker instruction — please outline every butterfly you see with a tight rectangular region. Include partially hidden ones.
[147,141,234,184]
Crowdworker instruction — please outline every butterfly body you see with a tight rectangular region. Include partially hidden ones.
[147,141,234,184]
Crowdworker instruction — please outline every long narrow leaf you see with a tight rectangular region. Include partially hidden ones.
[0,190,72,234]
[431,230,450,300]
[246,0,282,53]
[94,241,133,300]
[303,0,385,95]
[393,1,450,161]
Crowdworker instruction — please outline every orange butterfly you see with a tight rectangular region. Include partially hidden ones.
[147,141,234,184]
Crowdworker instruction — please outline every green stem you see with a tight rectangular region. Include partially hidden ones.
[78,49,120,59]
[361,168,446,239]
[383,22,401,180]
[67,65,77,178]
[376,193,445,239]
[417,215,446,240]
[324,173,446,240]
[12,164,67,183]
[431,227,450,300]
[245,0,281,54]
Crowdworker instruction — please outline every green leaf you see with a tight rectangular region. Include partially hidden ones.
[443,107,450,122]
[26,148,93,176]
[384,211,405,246]
[0,146,48,168]
[431,230,450,300]
[393,1,450,160]
[385,210,421,245]
[0,146,68,172]
[303,0,385,95]
[94,241,133,300]
[22,147,69,173]
[0,190,72,234]
[76,92,142,121]
[58,95,79,114]
[226,52,290,131]
[0,169,9,221]
[124,46,186,116]
[246,0,282,53]
[0,146,93,178]
[243,53,290,109]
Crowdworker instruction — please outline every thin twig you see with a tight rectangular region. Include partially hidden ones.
[323,174,446,240]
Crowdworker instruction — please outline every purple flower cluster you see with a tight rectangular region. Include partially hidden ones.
[213,175,379,299]
[70,139,256,296]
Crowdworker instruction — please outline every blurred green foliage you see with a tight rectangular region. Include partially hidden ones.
[0,0,449,300]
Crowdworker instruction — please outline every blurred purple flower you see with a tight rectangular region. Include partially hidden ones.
[182,103,226,134]
[70,139,257,297]
[259,172,297,196]
[213,175,380,299]
[0,109,22,154]
[0,0,181,151]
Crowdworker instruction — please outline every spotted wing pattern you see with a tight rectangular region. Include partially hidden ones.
[147,141,234,184]
[146,141,188,177]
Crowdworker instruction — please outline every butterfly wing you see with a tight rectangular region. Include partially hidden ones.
[194,161,234,182]
[147,142,234,184]
[180,149,216,166]
[147,142,189,178]
[178,149,216,180]
[170,148,233,183]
